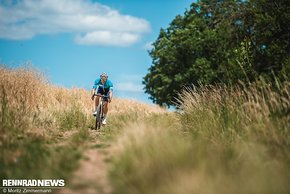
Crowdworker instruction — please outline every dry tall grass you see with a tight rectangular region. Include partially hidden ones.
[0,65,164,128]
[109,80,290,194]
[0,65,164,180]
[2,65,289,194]
[178,81,290,159]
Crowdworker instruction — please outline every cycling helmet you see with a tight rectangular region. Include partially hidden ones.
[100,72,108,78]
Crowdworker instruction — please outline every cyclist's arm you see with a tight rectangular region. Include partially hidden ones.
[91,88,96,96]
[91,79,100,98]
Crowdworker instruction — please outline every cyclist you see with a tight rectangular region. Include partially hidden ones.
[91,72,113,125]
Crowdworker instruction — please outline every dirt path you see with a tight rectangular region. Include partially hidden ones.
[57,130,112,194]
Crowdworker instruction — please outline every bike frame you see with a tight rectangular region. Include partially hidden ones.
[95,94,109,130]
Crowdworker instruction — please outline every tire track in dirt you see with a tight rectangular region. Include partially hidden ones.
[57,130,112,194]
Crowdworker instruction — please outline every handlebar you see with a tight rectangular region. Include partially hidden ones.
[94,94,110,98]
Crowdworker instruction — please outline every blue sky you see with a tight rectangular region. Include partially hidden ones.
[0,0,193,104]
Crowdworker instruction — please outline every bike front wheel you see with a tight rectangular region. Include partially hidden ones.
[95,104,102,130]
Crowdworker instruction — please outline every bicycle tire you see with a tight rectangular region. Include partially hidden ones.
[95,104,102,130]
[98,104,103,129]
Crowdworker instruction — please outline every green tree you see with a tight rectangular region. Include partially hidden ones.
[246,0,290,79]
[143,0,290,106]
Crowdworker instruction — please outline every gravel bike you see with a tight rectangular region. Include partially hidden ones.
[94,94,109,130]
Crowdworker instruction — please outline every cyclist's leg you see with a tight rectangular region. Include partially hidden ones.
[101,89,110,125]
[103,89,110,115]
[101,101,108,125]
[103,101,108,115]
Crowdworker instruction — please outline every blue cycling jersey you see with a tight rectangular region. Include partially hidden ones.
[93,78,113,91]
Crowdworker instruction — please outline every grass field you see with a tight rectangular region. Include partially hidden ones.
[0,65,163,181]
[108,80,290,194]
[0,65,289,194]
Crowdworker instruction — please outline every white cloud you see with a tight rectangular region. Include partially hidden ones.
[75,31,140,46]
[115,82,143,93]
[0,0,150,46]
[143,41,154,50]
